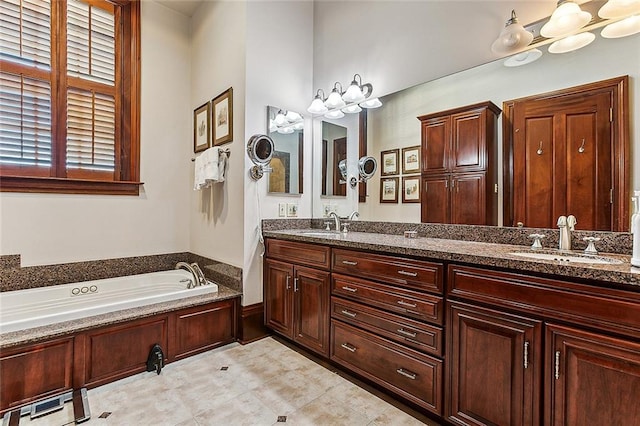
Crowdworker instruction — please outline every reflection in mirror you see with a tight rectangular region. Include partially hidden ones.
[267,106,303,194]
[358,156,377,181]
[321,121,348,197]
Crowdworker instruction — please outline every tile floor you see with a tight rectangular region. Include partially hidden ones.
[19,337,441,426]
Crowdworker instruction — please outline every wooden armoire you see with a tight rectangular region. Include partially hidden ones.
[418,101,501,225]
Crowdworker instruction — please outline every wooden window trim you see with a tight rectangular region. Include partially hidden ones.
[0,0,142,196]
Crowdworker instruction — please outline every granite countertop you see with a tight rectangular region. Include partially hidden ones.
[0,285,242,349]
[263,229,638,287]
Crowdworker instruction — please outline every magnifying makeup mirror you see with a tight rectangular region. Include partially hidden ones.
[247,134,275,180]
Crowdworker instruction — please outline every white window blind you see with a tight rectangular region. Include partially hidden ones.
[0,71,51,166]
[66,87,115,171]
[0,0,51,68]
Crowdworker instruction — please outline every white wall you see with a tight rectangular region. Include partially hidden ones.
[242,0,314,306]
[359,34,640,224]
[189,0,247,270]
[0,1,192,266]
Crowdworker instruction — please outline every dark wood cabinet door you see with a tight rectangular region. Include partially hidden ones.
[264,259,294,338]
[450,109,486,173]
[421,116,450,174]
[450,173,486,225]
[447,302,541,426]
[293,265,330,356]
[422,175,450,224]
[546,323,640,426]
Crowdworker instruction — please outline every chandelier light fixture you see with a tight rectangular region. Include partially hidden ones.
[307,74,382,118]
[493,0,640,66]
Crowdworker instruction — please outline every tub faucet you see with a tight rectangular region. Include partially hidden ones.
[190,263,207,286]
[557,215,577,250]
[329,211,341,231]
[175,262,199,289]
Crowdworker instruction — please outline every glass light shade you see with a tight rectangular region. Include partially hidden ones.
[491,11,534,54]
[548,31,595,53]
[293,122,304,130]
[285,111,302,122]
[277,127,294,134]
[342,82,366,103]
[601,15,640,38]
[503,48,543,67]
[540,1,592,38]
[360,97,383,108]
[599,0,640,19]
[325,89,346,109]
[324,110,345,119]
[342,104,362,114]
[274,111,287,126]
[307,97,328,114]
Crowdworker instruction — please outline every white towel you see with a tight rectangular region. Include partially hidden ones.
[194,147,219,190]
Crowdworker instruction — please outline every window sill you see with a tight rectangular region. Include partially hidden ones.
[0,175,143,196]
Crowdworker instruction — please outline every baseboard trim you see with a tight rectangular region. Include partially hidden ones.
[238,302,270,345]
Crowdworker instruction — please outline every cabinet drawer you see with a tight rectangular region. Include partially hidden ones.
[333,248,443,294]
[266,239,330,270]
[331,321,442,415]
[332,297,443,356]
[333,273,443,325]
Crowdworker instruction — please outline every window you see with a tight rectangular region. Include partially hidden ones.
[0,0,141,195]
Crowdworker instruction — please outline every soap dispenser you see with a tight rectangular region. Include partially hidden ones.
[632,191,640,267]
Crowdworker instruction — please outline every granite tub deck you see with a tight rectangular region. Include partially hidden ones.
[262,229,638,287]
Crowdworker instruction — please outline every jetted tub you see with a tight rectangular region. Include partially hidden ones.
[0,270,219,334]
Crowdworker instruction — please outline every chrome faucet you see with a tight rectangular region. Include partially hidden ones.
[329,211,341,231]
[348,211,360,221]
[175,262,206,288]
[557,215,577,250]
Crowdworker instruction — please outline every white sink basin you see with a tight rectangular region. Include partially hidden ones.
[510,251,623,265]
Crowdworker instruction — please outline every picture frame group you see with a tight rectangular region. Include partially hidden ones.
[193,87,234,153]
[379,145,421,203]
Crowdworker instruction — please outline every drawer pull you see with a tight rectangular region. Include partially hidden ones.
[294,277,299,292]
[397,270,418,277]
[342,260,358,266]
[397,300,417,308]
[396,368,417,380]
[524,341,529,369]
[341,343,357,353]
[555,351,561,380]
[342,286,358,293]
[341,309,357,318]
[286,275,291,290]
[396,328,417,338]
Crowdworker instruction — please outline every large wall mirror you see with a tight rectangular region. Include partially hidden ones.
[267,106,304,194]
[321,121,348,197]
[311,33,639,232]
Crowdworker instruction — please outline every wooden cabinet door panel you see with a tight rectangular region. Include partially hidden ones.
[0,338,73,411]
[421,116,450,174]
[546,323,640,426]
[265,239,331,270]
[451,173,486,225]
[294,266,330,356]
[447,302,541,426]
[422,175,450,224]
[451,109,485,173]
[264,259,294,338]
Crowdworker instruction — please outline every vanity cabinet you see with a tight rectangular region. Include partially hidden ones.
[447,264,640,426]
[264,239,331,356]
[330,248,445,415]
[418,102,500,225]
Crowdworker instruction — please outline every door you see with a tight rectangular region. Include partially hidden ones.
[422,175,450,224]
[451,109,486,173]
[546,323,640,426]
[447,302,541,426]
[332,137,347,196]
[293,266,330,356]
[264,259,294,338]
[421,116,450,175]
[511,90,613,230]
[450,173,487,225]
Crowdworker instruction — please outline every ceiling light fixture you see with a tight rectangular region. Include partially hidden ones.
[491,10,534,54]
[540,1,592,38]
[307,74,382,116]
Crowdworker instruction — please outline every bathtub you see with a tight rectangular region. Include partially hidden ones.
[0,270,219,334]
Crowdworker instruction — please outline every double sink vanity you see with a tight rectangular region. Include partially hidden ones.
[262,221,639,426]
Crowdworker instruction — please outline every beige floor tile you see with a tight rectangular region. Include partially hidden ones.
[368,404,437,426]
[251,370,331,416]
[286,392,371,426]
[192,391,278,426]
[321,381,389,422]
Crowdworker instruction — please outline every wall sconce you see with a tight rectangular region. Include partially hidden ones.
[269,109,304,134]
[540,1,592,38]
[307,74,382,118]
[491,10,534,54]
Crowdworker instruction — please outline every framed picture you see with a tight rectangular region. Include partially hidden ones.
[380,176,399,203]
[193,102,210,153]
[212,87,233,146]
[381,149,399,176]
[402,176,421,203]
[402,145,421,174]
